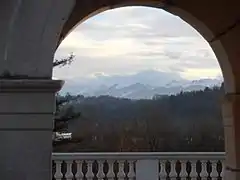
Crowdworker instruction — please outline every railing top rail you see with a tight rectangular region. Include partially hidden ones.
[52,152,225,161]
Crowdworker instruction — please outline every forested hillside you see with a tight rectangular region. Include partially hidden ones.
[54,84,225,152]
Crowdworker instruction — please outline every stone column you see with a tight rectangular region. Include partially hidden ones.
[222,93,240,180]
[0,79,63,180]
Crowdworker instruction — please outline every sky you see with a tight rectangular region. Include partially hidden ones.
[53,6,222,82]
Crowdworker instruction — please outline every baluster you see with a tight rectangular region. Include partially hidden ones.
[190,160,198,180]
[210,160,219,180]
[220,160,225,179]
[65,160,74,180]
[179,160,188,180]
[75,160,84,180]
[159,160,167,180]
[117,160,126,180]
[200,160,208,180]
[97,160,105,180]
[127,160,135,180]
[86,161,95,180]
[54,160,63,180]
[169,160,177,180]
[107,160,115,180]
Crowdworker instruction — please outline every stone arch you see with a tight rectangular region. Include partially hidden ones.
[58,1,237,93]
[57,2,240,179]
[0,1,239,180]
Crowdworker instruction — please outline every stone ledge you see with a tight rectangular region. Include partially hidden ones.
[226,166,240,172]
[0,79,64,93]
[224,93,240,103]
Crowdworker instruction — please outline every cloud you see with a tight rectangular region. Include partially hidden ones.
[54,6,222,82]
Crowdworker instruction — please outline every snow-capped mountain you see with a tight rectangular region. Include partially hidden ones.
[166,78,222,88]
[60,70,223,99]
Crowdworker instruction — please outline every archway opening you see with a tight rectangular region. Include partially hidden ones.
[53,6,225,153]
[51,4,234,179]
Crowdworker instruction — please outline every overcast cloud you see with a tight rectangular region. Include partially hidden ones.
[53,6,222,82]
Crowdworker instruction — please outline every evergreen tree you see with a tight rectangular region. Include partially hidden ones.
[52,54,82,147]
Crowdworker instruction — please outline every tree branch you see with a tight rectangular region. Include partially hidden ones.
[53,53,75,68]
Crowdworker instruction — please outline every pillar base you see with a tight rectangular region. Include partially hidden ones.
[222,93,240,180]
[0,79,63,180]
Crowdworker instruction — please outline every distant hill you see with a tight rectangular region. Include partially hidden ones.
[55,85,225,152]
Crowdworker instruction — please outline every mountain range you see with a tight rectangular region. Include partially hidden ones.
[60,70,223,99]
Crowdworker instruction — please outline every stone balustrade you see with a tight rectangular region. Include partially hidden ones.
[52,152,225,180]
